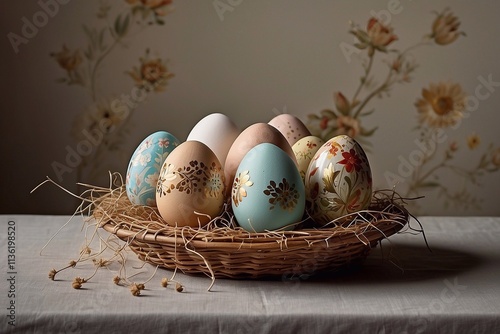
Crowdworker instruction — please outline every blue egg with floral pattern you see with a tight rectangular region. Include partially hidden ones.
[231,143,305,232]
[126,131,180,206]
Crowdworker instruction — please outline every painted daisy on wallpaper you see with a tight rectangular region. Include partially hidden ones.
[406,81,500,211]
[50,0,174,184]
[306,8,499,213]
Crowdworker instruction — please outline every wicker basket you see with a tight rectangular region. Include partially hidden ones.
[94,186,409,280]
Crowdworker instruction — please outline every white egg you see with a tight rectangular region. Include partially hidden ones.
[186,113,240,167]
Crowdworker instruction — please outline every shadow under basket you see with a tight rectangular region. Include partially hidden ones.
[95,188,410,280]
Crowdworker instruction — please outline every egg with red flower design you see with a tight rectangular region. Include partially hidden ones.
[304,135,372,225]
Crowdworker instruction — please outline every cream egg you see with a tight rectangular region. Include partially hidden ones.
[292,135,324,183]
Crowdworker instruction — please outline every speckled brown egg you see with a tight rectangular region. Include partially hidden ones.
[268,114,311,147]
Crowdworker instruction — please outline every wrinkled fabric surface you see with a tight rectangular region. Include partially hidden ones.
[1,215,499,333]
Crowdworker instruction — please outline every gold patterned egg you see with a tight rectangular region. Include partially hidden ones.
[231,143,305,232]
[156,141,225,228]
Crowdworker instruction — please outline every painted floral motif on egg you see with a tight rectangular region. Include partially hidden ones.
[231,143,305,232]
[157,161,224,199]
[305,135,372,225]
[292,135,325,182]
[263,178,301,211]
[232,170,253,207]
[155,140,225,228]
[231,173,300,212]
[126,131,179,206]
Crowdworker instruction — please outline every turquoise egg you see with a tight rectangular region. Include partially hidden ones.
[231,143,305,232]
[126,131,180,206]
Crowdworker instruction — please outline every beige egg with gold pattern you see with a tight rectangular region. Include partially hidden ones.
[156,141,225,228]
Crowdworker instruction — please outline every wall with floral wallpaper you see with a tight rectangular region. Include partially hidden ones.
[50,0,175,186]
[1,0,499,216]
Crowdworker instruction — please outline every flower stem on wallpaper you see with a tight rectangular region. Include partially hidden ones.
[50,0,175,189]
[306,8,499,213]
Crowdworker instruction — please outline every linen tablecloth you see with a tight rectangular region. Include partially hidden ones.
[1,215,499,333]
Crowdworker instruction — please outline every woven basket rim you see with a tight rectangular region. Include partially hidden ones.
[92,186,411,281]
[101,219,405,249]
[97,196,409,249]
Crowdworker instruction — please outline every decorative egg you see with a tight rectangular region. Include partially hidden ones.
[305,135,372,225]
[224,123,297,196]
[231,143,305,232]
[268,113,311,147]
[126,131,180,206]
[292,135,325,182]
[156,140,225,228]
[186,113,240,167]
